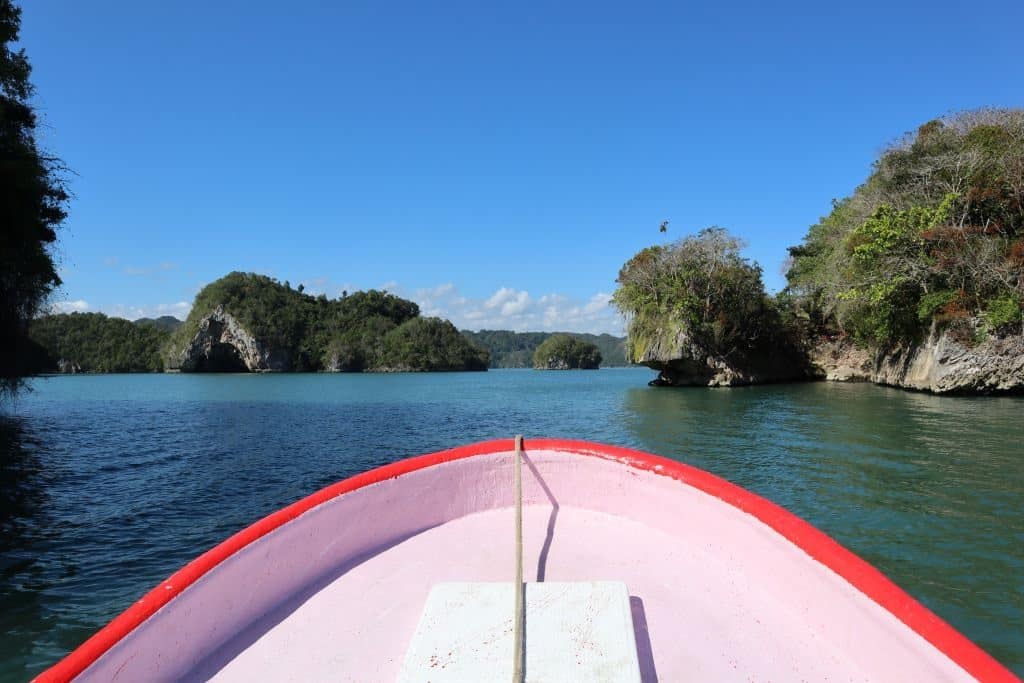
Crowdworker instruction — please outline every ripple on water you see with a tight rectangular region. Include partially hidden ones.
[1,372,1022,680]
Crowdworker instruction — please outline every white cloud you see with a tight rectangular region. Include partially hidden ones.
[485,287,518,309]
[500,291,531,316]
[417,283,455,299]
[407,284,623,334]
[71,282,623,333]
[583,293,612,314]
[51,299,89,313]
[101,301,192,321]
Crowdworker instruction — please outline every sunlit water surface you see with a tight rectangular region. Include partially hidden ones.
[1,370,1021,679]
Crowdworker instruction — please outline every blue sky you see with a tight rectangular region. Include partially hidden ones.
[20,0,1024,333]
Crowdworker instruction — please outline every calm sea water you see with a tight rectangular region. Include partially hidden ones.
[1,369,1021,679]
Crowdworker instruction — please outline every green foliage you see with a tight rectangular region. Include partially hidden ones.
[837,279,922,346]
[613,227,782,360]
[170,272,487,372]
[1,0,69,395]
[134,316,184,333]
[786,109,1024,348]
[848,198,951,264]
[29,313,168,372]
[460,330,628,368]
[532,334,602,369]
[917,290,958,322]
[379,318,489,371]
[983,295,1022,332]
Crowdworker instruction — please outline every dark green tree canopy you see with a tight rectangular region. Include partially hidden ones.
[1,0,69,395]
[532,334,602,369]
[29,313,168,373]
[168,272,488,373]
[380,317,490,371]
[461,330,627,368]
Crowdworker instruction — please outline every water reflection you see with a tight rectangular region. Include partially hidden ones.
[0,417,60,680]
[4,374,1023,678]
[619,382,1024,671]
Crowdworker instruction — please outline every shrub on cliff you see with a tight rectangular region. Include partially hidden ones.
[613,228,782,362]
[786,108,1024,346]
[532,334,602,369]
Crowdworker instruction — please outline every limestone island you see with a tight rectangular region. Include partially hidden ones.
[614,109,1023,395]
[532,334,602,370]
[168,273,489,372]
[29,273,490,373]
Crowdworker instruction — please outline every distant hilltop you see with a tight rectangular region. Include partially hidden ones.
[133,316,184,333]
[28,273,628,374]
[461,330,627,368]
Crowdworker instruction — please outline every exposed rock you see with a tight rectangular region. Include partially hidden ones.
[535,357,574,370]
[57,358,82,374]
[323,354,351,373]
[811,323,1023,394]
[809,338,872,382]
[637,315,1022,394]
[873,323,1022,394]
[171,307,290,372]
[636,325,811,387]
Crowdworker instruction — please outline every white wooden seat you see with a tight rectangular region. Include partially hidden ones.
[398,581,642,683]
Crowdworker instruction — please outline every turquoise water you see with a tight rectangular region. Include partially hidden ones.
[1,370,1022,679]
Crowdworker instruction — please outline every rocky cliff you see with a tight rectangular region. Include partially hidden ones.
[812,323,1024,394]
[635,325,811,387]
[170,307,290,372]
[639,320,1022,394]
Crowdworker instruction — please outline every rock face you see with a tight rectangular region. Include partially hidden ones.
[57,358,83,374]
[534,357,574,370]
[813,323,1023,394]
[640,320,1022,394]
[637,326,811,387]
[809,338,872,382]
[171,307,290,372]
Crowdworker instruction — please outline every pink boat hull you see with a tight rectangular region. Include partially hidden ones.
[39,439,1017,682]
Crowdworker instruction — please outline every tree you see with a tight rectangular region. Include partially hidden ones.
[613,228,779,360]
[786,109,1024,346]
[0,0,68,396]
[30,313,169,373]
[532,334,601,369]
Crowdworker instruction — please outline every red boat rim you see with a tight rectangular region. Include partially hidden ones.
[37,437,1019,683]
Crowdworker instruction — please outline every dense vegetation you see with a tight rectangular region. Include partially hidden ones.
[29,313,169,372]
[613,228,788,362]
[614,109,1024,376]
[134,316,183,333]
[786,109,1024,346]
[169,272,488,372]
[532,334,602,369]
[461,330,628,367]
[1,1,69,396]
[380,317,489,371]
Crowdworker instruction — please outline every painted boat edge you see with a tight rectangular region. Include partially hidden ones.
[36,438,1019,683]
